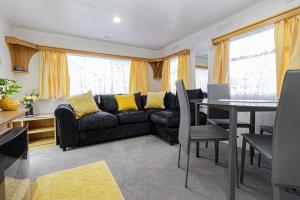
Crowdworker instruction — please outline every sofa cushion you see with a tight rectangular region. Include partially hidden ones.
[66,91,99,119]
[151,110,180,128]
[94,93,142,112]
[174,88,205,111]
[145,92,166,109]
[115,94,138,111]
[78,111,118,131]
[134,93,143,110]
[96,95,118,113]
[140,92,176,110]
[116,110,149,125]
[164,92,176,110]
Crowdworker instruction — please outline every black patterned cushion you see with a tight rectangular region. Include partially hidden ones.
[164,92,176,110]
[116,110,149,125]
[174,88,205,111]
[151,110,180,128]
[134,93,143,110]
[78,111,118,131]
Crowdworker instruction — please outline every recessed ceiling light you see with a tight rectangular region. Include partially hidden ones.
[113,16,121,23]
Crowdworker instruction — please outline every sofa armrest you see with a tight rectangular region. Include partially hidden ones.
[54,104,79,150]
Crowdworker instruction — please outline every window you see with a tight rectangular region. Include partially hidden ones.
[195,67,208,92]
[68,54,131,96]
[229,25,276,100]
[170,56,178,93]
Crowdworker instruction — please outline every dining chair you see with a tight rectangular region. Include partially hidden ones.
[257,125,273,167]
[176,80,230,188]
[239,70,300,199]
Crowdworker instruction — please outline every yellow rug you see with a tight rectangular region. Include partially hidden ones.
[32,161,125,200]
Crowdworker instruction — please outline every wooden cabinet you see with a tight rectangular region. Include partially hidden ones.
[13,114,56,149]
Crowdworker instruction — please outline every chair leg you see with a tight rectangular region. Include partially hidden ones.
[178,144,181,168]
[257,128,263,167]
[236,143,239,188]
[185,148,191,188]
[196,142,200,158]
[214,141,219,164]
[273,185,281,200]
[240,138,246,184]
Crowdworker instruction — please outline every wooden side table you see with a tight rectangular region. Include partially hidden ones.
[13,114,56,149]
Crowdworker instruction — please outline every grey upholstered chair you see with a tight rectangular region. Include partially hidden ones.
[240,70,300,199]
[176,80,229,188]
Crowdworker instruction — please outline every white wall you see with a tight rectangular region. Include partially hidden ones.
[0,15,14,80]
[196,56,208,67]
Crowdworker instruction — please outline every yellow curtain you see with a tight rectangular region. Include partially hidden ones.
[177,53,189,88]
[275,15,300,95]
[213,40,230,84]
[39,50,70,99]
[129,60,149,95]
[161,59,170,91]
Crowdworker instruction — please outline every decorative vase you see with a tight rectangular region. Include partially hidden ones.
[25,104,34,116]
[0,96,19,111]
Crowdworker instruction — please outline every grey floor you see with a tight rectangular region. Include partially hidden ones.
[29,135,300,200]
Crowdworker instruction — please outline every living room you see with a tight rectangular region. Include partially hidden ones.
[0,0,300,200]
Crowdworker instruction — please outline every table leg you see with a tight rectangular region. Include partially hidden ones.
[228,107,237,200]
[249,111,256,165]
[195,103,200,157]
[195,103,199,126]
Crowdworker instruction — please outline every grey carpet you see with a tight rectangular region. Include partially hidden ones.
[29,135,300,200]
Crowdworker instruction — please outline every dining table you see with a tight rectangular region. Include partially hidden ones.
[190,98,277,200]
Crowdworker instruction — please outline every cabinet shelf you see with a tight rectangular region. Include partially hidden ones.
[28,126,55,134]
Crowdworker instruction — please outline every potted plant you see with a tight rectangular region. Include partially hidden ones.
[0,79,22,111]
[20,91,39,116]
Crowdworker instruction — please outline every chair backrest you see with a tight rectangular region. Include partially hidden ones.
[272,70,300,188]
[207,84,230,119]
[175,80,191,153]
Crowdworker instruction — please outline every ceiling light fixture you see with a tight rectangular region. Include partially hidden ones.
[113,16,121,23]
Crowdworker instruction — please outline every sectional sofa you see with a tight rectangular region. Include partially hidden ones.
[54,89,207,151]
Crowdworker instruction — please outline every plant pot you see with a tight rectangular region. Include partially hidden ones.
[25,104,33,116]
[0,96,19,111]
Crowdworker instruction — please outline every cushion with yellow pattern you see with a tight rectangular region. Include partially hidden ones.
[66,91,100,118]
[144,92,166,109]
[115,95,138,111]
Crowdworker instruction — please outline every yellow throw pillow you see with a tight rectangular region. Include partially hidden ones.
[145,92,166,109]
[115,95,138,111]
[66,91,99,118]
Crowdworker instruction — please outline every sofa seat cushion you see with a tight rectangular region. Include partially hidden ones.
[116,110,149,125]
[151,110,180,128]
[78,111,118,131]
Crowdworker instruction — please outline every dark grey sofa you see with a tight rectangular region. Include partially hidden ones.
[54,90,207,151]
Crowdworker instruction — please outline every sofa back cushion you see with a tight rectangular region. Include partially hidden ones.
[164,92,176,110]
[174,88,205,111]
[94,94,118,113]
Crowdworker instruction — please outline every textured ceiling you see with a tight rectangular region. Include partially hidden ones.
[0,0,266,50]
